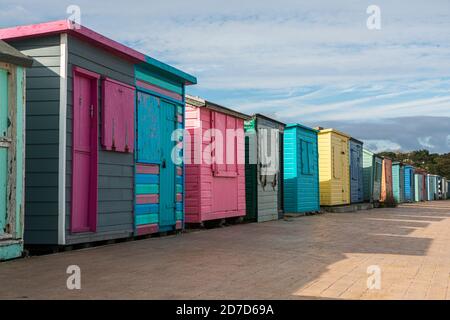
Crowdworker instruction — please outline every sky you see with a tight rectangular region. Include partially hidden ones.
[1,0,450,153]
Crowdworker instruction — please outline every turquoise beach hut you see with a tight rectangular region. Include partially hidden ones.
[392,162,405,203]
[362,149,382,203]
[403,165,415,202]
[283,124,320,213]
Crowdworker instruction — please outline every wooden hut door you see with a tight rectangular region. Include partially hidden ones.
[0,67,8,235]
[159,100,176,228]
[136,93,176,229]
[71,69,98,233]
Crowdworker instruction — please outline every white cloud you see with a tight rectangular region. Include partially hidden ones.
[363,139,402,153]
[418,136,436,149]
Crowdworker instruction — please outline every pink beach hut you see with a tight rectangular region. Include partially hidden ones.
[185,95,250,224]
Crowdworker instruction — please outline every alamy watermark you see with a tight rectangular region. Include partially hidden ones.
[367,265,382,290]
[171,128,280,173]
[66,265,81,290]
[367,5,381,30]
[67,5,81,29]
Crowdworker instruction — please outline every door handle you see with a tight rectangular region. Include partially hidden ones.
[162,159,167,169]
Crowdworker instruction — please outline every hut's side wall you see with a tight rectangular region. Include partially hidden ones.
[381,159,393,202]
[8,36,61,244]
[373,157,382,201]
[318,133,332,205]
[392,164,401,203]
[362,150,374,202]
[185,104,201,222]
[349,140,363,203]
[283,126,298,213]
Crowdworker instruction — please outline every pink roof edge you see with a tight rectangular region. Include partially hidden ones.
[0,20,145,62]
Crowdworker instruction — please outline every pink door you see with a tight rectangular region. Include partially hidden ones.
[71,67,99,233]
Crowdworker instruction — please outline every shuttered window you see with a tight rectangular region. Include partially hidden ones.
[102,78,135,153]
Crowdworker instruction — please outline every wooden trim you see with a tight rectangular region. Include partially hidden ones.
[19,67,26,240]
[58,33,68,245]
[3,62,17,237]
[72,66,101,79]
[136,86,184,107]
[0,20,69,40]
[136,79,182,102]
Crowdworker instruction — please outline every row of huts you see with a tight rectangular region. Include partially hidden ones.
[0,21,449,261]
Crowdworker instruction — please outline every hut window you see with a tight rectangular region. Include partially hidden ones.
[300,140,313,175]
[102,78,135,153]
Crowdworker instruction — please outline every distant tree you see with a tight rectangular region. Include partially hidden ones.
[376,150,450,179]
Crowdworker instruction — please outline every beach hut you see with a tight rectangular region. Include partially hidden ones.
[0,41,33,260]
[349,138,364,203]
[437,176,443,200]
[362,149,382,203]
[414,173,424,202]
[380,157,394,203]
[134,65,195,236]
[185,96,249,224]
[423,172,429,201]
[446,180,450,199]
[392,162,405,204]
[403,165,415,202]
[427,174,438,201]
[440,177,447,200]
[0,21,196,246]
[317,128,350,206]
[283,124,320,214]
[244,114,285,222]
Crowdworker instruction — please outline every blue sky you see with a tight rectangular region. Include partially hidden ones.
[1,0,450,153]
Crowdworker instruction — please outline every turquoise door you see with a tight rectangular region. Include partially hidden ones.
[137,92,160,164]
[0,69,8,234]
[136,92,176,230]
[159,100,176,229]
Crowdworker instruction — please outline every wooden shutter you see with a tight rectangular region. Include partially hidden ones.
[211,111,238,177]
[102,78,135,153]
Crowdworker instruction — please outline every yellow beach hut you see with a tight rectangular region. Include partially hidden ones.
[317,128,351,206]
